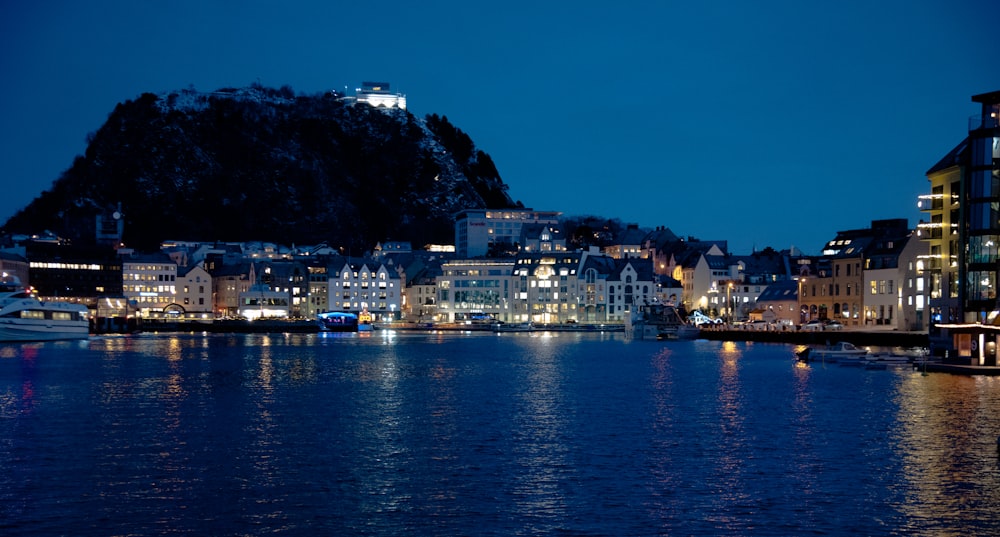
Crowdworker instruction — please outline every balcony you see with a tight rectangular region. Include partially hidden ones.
[969,114,1000,131]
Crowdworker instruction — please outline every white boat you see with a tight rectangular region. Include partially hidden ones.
[795,341,869,363]
[0,277,90,342]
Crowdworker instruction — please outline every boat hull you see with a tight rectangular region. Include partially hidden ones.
[0,319,89,342]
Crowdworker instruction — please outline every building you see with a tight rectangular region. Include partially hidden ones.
[604,224,648,259]
[755,280,799,327]
[923,90,1000,363]
[175,264,213,320]
[862,230,926,331]
[328,258,403,321]
[209,262,252,318]
[454,209,561,258]
[436,258,515,323]
[0,251,29,285]
[355,81,406,109]
[121,251,178,319]
[26,242,123,313]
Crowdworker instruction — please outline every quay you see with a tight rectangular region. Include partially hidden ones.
[697,328,929,348]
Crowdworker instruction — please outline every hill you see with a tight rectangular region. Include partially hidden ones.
[1,84,521,250]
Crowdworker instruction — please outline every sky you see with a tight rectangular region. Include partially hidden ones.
[1,1,998,255]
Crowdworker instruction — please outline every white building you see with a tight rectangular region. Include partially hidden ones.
[356,81,406,109]
[863,231,926,331]
[328,258,403,321]
[175,264,213,320]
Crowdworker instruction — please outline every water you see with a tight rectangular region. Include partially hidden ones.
[2,332,1000,536]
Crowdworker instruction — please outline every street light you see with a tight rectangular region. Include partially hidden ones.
[727,282,733,325]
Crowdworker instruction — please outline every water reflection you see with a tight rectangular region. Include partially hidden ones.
[895,373,1000,532]
[510,337,570,529]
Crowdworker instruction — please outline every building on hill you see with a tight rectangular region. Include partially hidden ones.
[518,223,567,254]
[454,208,561,258]
[603,223,648,259]
[355,82,406,109]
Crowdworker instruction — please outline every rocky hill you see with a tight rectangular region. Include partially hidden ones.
[2,84,521,250]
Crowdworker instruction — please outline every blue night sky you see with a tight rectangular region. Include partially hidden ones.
[1,1,997,254]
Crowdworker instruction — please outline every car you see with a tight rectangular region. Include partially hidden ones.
[825,320,844,331]
[802,319,825,331]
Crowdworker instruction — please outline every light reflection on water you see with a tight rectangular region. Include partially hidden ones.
[1,333,1000,535]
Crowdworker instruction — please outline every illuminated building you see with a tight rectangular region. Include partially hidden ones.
[355,81,406,109]
[924,90,1000,363]
[437,259,514,323]
[121,251,177,319]
[327,258,402,321]
[454,208,561,258]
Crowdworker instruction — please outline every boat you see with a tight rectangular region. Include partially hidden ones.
[862,353,915,370]
[627,303,700,340]
[357,307,374,332]
[795,341,870,363]
[0,276,90,342]
[317,311,359,332]
[493,321,534,333]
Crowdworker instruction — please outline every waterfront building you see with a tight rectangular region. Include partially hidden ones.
[302,261,330,319]
[511,252,583,324]
[454,208,561,258]
[799,219,917,329]
[209,262,252,318]
[254,260,308,317]
[328,258,403,321]
[402,259,442,323]
[175,264,213,320]
[755,280,799,326]
[121,251,178,319]
[606,257,658,322]
[436,258,515,323]
[922,89,1000,325]
[679,242,734,318]
[238,278,289,320]
[862,229,926,331]
[26,241,122,306]
[577,250,615,322]
[654,273,684,307]
[923,89,1000,364]
[0,251,29,286]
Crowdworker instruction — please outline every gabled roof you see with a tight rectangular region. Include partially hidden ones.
[757,280,798,302]
[926,138,968,175]
[615,225,647,245]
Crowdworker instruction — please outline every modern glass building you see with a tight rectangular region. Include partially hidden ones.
[924,90,1000,363]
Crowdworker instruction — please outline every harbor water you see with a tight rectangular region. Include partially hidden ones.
[2,331,1000,535]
